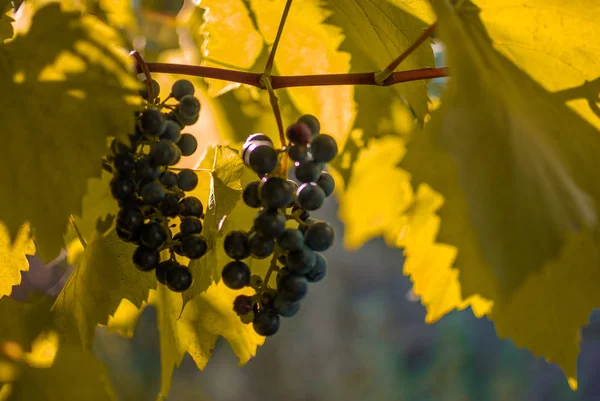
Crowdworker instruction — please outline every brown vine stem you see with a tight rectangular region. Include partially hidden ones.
[263,0,293,75]
[130,50,155,101]
[69,215,87,249]
[374,23,438,85]
[138,63,448,88]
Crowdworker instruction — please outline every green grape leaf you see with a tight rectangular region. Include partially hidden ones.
[52,230,156,348]
[0,296,55,352]
[184,145,244,306]
[327,0,435,121]
[400,0,600,387]
[0,3,140,261]
[0,223,35,298]
[0,0,14,42]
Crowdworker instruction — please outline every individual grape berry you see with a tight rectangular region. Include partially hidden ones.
[140,181,166,206]
[179,196,204,217]
[161,120,181,142]
[277,273,308,302]
[299,217,319,234]
[243,141,278,176]
[243,181,261,208]
[277,228,304,252]
[180,217,203,235]
[274,295,300,317]
[177,169,198,191]
[166,266,193,292]
[140,107,165,136]
[156,260,177,285]
[110,176,136,201]
[260,177,293,209]
[140,78,160,100]
[177,95,201,122]
[169,146,182,166]
[288,144,311,163]
[233,295,254,316]
[166,110,185,129]
[295,162,321,183]
[181,234,208,259]
[160,171,178,187]
[304,221,334,252]
[171,79,195,101]
[248,232,274,259]
[222,261,251,289]
[135,157,160,181]
[305,253,327,283]
[161,193,181,217]
[133,246,160,271]
[224,230,251,260]
[172,232,185,256]
[254,209,286,239]
[285,180,299,207]
[176,133,198,157]
[258,290,277,310]
[297,183,326,211]
[286,122,312,145]
[287,247,316,275]
[114,151,135,176]
[317,171,335,196]
[117,207,144,236]
[150,139,178,166]
[140,220,169,249]
[244,133,272,145]
[253,309,280,337]
[310,134,338,163]
[116,224,139,243]
[297,114,320,137]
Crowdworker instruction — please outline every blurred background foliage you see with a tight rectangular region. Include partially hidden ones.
[8,0,600,400]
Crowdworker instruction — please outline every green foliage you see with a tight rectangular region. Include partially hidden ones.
[0,224,35,298]
[0,0,14,41]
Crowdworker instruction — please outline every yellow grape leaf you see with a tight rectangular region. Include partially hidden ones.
[184,145,244,305]
[0,0,13,41]
[0,223,35,298]
[104,298,146,339]
[339,136,413,249]
[250,0,355,149]
[400,0,600,387]
[0,3,140,261]
[52,230,156,348]
[328,0,435,121]
[472,0,600,128]
[196,0,264,95]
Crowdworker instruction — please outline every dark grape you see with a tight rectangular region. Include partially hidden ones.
[258,290,277,310]
[140,181,166,206]
[150,139,177,166]
[140,220,169,249]
[304,221,334,251]
[171,79,195,101]
[161,193,181,217]
[140,107,165,136]
[179,196,204,217]
[224,230,251,260]
[156,260,177,285]
[222,261,251,289]
[110,176,136,201]
[299,217,319,234]
[180,217,203,235]
[274,295,300,317]
[285,180,299,206]
[116,225,139,243]
[253,310,280,337]
[254,209,286,239]
[305,253,327,283]
[160,171,178,187]
[277,228,304,252]
[260,177,293,209]
[135,157,160,181]
[177,169,198,191]
[288,144,311,163]
[244,133,272,145]
[133,246,160,271]
[117,207,144,233]
[286,122,312,145]
[297,183,326,211]
[172,232,185,256]
[317,171,335,196]
[297,114,320,136]
[245,145,278,176]
[166,266,193,292]
[166,110,185,129]
[310,134,338,163]
[140,79,160,100]
[248,232,274,259]
[287,247,316,274]
[243,181,261,208]
[161,120,181,142]
[277,273,308,302]
[176,133,198,157]
[169,146,182,166]
[110,139,131,156]
[114,151,135,176]
[177,95,201,120]
[181,234,208,259]
[233,295,254,316]
[295,162,321,183]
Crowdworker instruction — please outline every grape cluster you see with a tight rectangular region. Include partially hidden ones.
[107,78,208,292]
[221,115,338,337]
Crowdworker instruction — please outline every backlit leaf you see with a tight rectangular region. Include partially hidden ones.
[0,223,35,298]
[0,0,14,41]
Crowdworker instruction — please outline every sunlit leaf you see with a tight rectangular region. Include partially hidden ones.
[0,223,35,298]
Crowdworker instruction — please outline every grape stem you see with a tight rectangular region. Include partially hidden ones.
[68,215,87,249]
[130,50,155,101]
[260,75,287,150]
[260,254,280,294]
[263,0,293,76]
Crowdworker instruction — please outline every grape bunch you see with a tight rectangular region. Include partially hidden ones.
[107,78,208,292]
[221,115,338,337]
